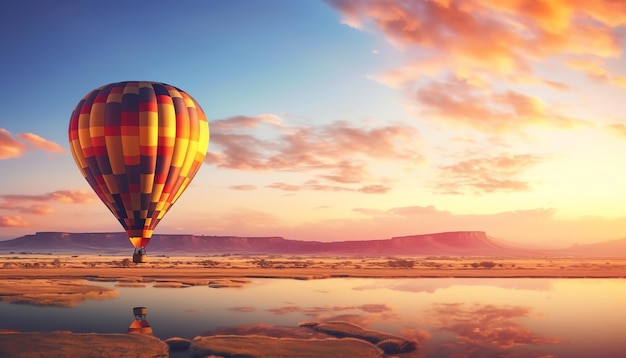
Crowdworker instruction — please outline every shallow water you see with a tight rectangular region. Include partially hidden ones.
[1,278,625,357]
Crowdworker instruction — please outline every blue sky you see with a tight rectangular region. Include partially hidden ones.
[2,0,626,247]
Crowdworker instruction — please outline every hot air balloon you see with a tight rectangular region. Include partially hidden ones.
[68,81,209,263]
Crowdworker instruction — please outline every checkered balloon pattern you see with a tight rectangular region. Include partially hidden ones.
[68,81,209,249]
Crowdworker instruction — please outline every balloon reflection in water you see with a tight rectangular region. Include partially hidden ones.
[127,306,153,335]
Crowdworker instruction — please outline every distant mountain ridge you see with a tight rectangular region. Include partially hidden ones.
[1,231,624,257]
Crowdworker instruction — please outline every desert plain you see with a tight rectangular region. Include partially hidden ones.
[1,254,625,357]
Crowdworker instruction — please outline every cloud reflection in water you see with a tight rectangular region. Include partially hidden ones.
[426,302,562,357]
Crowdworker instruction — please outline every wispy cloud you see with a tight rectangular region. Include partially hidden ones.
[328,0,623,134]
[16,133,65,153]
[0,128,65,159]
[0,129,28,159]
[0,215,29,227]
[436,153,544,194]
[229,185,258,191]
[206,115,423,192]
[229,306,256,312]
[607,124,626,138]
[388,205,450,217]
[0,190,96,218]
[211,114,285,131]
[329,0,624,78]
[0,203,54,215]
[416,78,582,134]
[1,190,95,204]
[266,181,390,194]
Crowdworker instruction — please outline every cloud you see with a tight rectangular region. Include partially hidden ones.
[229,185,258,191]
[266,182,301,192]
[16,133,65,153]
[328,0,623,134]
[0,190,95,218]
[211,114,284,131]
[266,181,391,194]
[607,124,626,138]
[0,128,28,159]
[415,78,582,133]
[208,119,422,171]
[206,116,423,192]
[352,207,392,216]
[0,128,66,159]
[318,161,368,184]
[229,306,256,312]
[566,58,626,87]
[389,205,450,217]
[0,203,54,215]
[436,153,544,194]
[329,0,624,76]
[0,215,29,227]
[358,184,389,194]
[1,190,95,204]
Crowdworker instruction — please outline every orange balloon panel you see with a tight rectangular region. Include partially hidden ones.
[127,320,153,335]
[68,81,209,248]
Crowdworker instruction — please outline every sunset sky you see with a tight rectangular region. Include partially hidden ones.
[1,0,626,247]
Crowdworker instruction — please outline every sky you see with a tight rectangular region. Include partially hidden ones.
[1,0,626,247]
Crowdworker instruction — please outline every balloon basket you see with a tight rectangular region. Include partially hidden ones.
[132,247,147,264]
[133,253,147,264]
[133,306,148,317]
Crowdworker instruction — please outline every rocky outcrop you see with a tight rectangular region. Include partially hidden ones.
[302,321,417,354]
[0,332,169,357]
[190,335,384,358]
[387,231,506,255]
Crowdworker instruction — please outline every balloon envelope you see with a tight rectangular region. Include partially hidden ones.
[68,81,209,249]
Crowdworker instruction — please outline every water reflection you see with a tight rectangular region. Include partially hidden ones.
[265,303,399,328]
[256,298,562,357]
[424,302,561,357]
[353,277,555,293]
[127,306,153,335]
[1,278,625,357]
